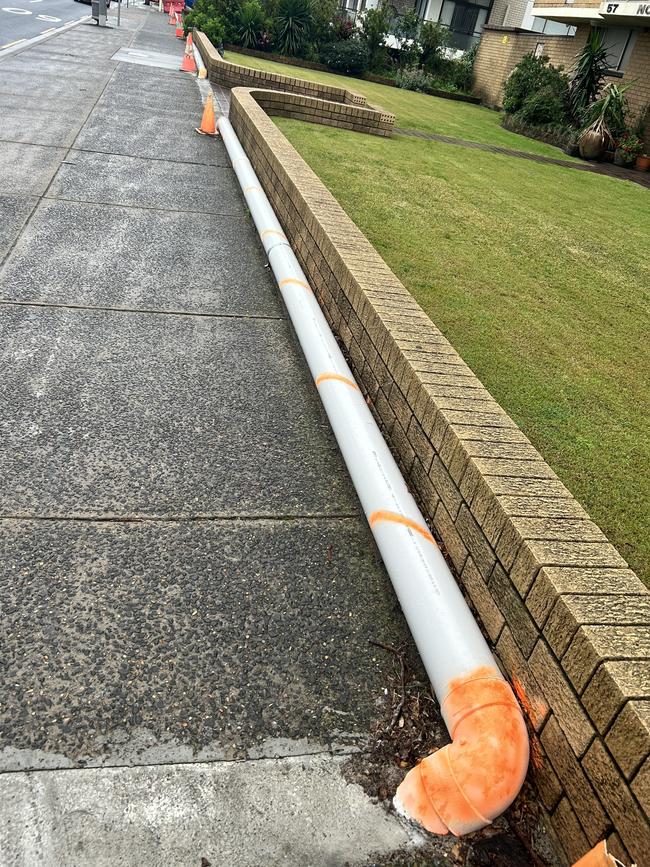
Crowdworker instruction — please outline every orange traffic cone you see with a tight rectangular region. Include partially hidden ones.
[187,31,193,48]
[196,91,218,136]
[175,15,184,38]
[168,4,175,23]
[180,36,197,73]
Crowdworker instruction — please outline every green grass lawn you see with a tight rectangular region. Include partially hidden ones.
[272,119,650,584]
[223,51,650,583]
[224,50,579,159]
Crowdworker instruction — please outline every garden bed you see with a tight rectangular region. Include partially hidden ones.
[223,43,481,104]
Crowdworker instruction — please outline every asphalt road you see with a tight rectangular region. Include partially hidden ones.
[0,0,89,49]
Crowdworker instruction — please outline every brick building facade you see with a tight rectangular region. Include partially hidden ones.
[473,4,650,147]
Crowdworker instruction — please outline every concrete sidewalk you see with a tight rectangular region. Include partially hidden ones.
[0,8,546,866]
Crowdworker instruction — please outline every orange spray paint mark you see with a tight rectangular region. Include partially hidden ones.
[279,277,312,293]
[368,510,436,546]
[261,229,287,242]
[314,373,359,390]
[396,666,529,837]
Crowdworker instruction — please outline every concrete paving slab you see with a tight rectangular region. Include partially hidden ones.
[74,103,228,163]
[0,755,425,866]
[22,47,119,70]
[0,195,37,260]
[0,518,406,768]
[47,151,246,215]
[0,306,356,518]
[0,70,100,102]
[109,62,196,88]
[0,57,111,83]
[111,46,185,71]
[95,85,204,120]
[131,30,187,54]
[0,106,88,148]
[0,92,96,119]
[0,142,67,198]
[0,199,276,312]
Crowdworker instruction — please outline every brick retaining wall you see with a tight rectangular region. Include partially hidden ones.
[228,86,650,865]
[194,30,367,106]
[247,88,394,137]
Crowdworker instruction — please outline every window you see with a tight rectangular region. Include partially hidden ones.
[597,27,638,72]
[437,0,491,48]
[522,0,576,36]
[528,16,576,36]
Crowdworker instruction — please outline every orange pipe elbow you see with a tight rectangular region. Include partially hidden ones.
[572,841,620,867]
[395,668,529,837]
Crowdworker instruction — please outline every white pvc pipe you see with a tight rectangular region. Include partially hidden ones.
[219,114,493,697]
[216,113,529,835]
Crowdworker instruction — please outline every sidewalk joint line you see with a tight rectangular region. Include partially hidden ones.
[69,145,230,169]
[41,192,250,219]
[0,514,362,523]
[0,748,365,777]
[0,300,284,322]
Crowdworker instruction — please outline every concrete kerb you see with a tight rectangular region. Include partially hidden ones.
[0,15,91,62]
[225,86,650,866]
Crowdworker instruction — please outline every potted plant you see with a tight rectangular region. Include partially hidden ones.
[578,82,630,161]
[637,153,650,172]
[614,132,643,166]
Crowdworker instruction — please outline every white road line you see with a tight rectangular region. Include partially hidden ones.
[2,7,33,13]
[0,14,89,59]
[0,37,25,48]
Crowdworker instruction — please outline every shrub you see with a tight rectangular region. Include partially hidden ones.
[184,0,226,46]
[274,0,313,55]
[360,2,391,72]
[503,53,569,126]
[453,42,477,91]
[394,8,421,68]
[210,0,245,43]
[503,53,568,116]
[311,0,339,45]
[331,14,354,42]
[395,65,433,93]
[501,114,576,150]
[237,0,265,47]
[420,20,450,73]
[516,84,569,126]
[321,38,369,74]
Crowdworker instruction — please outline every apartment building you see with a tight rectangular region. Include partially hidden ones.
[473,2,649,142]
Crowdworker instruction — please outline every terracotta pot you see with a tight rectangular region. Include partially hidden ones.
[635,154,650,172]
[579,130,604,161]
